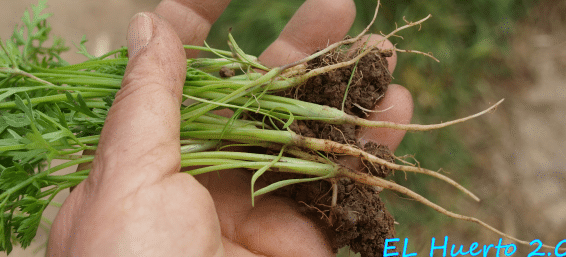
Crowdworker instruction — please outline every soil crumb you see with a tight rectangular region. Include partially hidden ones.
[262,170,396,257]
[331,178,396,257]
[258,46,397,256]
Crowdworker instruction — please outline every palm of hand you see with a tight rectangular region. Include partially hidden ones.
[47,0,412,256]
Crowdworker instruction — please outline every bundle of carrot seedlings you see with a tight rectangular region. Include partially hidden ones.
[1,0,558,256]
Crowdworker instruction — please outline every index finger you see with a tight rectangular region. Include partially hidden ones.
[259,0,356,67]
[155,0,232,57]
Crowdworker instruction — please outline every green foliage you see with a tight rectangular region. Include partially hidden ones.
[2,0,69,70]
[74,35,96,60]
[0,1,100,252]
[0,83,100,253]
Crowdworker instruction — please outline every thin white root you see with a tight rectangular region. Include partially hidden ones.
[331,180,338,208]
[380,14,432,41]
[280,0,382,71]
[353,99,504,131]
[353,102,394,114]
[295,134,480,202]
[395,47,440,62]
[299,14,433,83]
[343,170,562,251]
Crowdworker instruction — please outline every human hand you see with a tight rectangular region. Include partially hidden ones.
[47,0,413,256]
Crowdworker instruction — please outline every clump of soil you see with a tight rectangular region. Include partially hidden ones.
[284,48,392,146]
[263,47,398,256]
[262,143,396,256]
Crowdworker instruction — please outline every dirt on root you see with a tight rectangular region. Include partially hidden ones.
[284,48,392,146]
[263,48,397,256]
[262,142,396,256]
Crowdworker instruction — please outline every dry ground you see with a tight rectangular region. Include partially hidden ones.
[477,1,566,250]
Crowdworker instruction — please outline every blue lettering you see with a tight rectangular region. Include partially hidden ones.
[430,236,448,257]
[402,238,417,257]
[493,238,505,256]
[556,239,566,257]
[482,243,494,257]
[469,242,481,256]
[450,244,470,256]
[493,238,517,256]
[384,238,399,257]
[504,243,517,256]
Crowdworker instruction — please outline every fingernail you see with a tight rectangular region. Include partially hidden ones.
[127,13,153,58]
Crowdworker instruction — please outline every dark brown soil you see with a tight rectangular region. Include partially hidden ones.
[283,48,392,146]
[263,47,397,256]
[262,143,396,256]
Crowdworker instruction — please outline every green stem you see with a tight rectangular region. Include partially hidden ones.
[32,73,121,88]
[52,58,128,71]
[180,67,282,125]
[0,135,99,152]
[195,91,502,132]
[184,45,234,57]
[341,58,360,111]
[250,146,286,206]
[181,127,294,145]
[192,91,342,122]
[1,84,117,94]
[0,92,108,109]
[31,67,124,80]
[96,46,127,60]
[181,159,334,177]
[181,151,320,165]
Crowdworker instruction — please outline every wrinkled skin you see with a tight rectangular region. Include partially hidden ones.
[47,0,413,256]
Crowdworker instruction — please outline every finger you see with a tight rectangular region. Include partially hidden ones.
[155,0,232,57]
[235,195,333,256]
[350,34,397,74]
[89,13,186,192]
[358,84,414,152]
[259,0,356,67]
[202,170,332,256]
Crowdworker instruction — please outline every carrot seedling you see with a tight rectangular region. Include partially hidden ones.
[1,0,560,256]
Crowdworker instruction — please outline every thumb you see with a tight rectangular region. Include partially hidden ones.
[93,12,186,189]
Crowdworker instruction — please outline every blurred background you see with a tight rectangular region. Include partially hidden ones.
[1,0,565,256]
